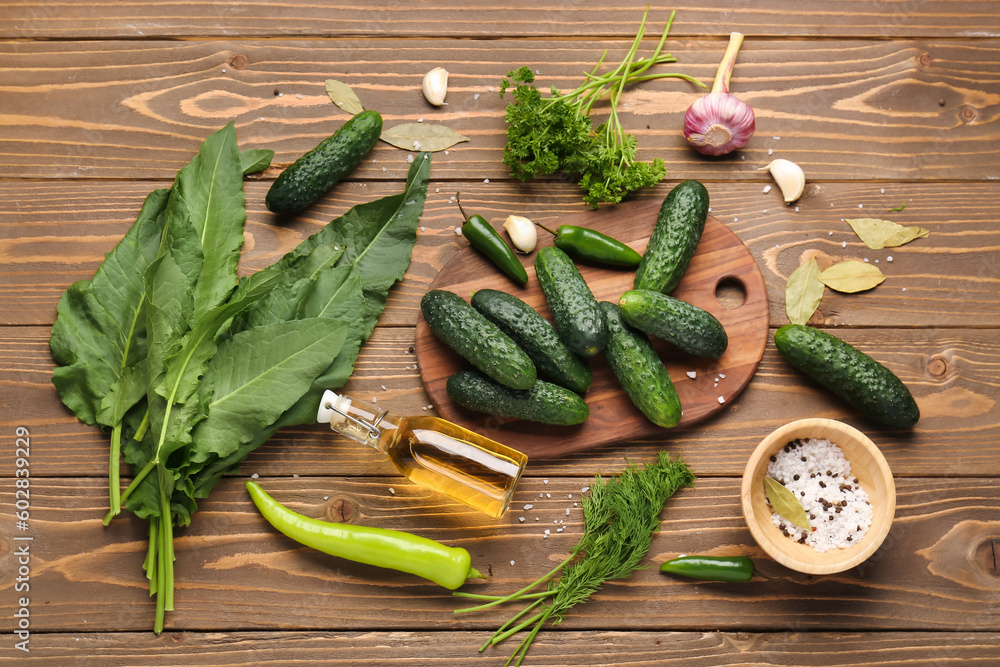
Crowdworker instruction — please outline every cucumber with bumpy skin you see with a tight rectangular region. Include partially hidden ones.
[634,180,709,294]
[599,301,681,428]
[535,246,606,357]
[446,370,589,426]
[266,110,383,213]
[619,289,728,358]
[421,289,536,390]
[471,289,592,394]
[774,324,920,428]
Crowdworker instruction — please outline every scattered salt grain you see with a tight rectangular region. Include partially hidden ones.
[686,371,697,379]
[389,488,395,495]
[323,496,329,500]
[881,188,885,194]
[858,204,864,208]
[864,258,869,263]
[484,178,490,183]
[222,68,227,73]
[717,396,725,404]
[406,154,414,164]
[510,560,516,566]
[557,527,565,532]
[474,93,480,100]
[523,503,534,510]
[251,473,259,479]
[568,494,573,499]
[829,231,834,236]
[455,227,463,236]
[545,493,551,498]
[565,508,571,516]
[519,517,525,522]
[763,185,772,194]
[719,373,726,378]
[887,256,893,262]
[296,93,303,99]
[420,226,426,232]
[581,486,590,493]
[382,167,387,172]
[444,150,450,155]
[768,148,773,155]
[417,117,424,123]
[543,479,549,485]
[842,241,847,248]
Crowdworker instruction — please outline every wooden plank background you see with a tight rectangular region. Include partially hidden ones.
[1,2,999,664]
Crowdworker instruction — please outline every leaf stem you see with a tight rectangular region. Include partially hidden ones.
[109,424,123,516]
[454,547,580,613]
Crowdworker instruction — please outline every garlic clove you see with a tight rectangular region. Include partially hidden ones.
[764,158,806,203]
[503,215,537,253]
[422,67,449,106]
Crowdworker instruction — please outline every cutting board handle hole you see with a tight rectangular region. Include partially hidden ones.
[715,277,747,310]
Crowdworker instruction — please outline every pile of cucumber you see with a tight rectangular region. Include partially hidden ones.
[422,180,727,427]
[423,177,920,430]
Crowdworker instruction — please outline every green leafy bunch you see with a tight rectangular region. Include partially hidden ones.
[499,9,704,207]
[455,451,695,666]
[49,123,433,633]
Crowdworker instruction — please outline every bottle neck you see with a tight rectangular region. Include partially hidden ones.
[319,393,396,451]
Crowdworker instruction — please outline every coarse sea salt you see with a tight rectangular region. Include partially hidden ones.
[766,438,873,552]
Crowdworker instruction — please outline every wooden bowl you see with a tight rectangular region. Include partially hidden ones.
[740,418,896,575]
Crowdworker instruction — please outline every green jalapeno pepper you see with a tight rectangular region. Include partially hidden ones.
[457,193,528,284]
[246,481,483,590]
[659,555,755,583]
[536,222,642,267]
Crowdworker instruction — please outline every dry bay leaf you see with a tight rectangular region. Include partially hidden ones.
[819,260,885,293]
[380,123,469,152]
[325,79,365,115]
[764,476,812,531]
[845,217,929,250]
[785,256,824,325]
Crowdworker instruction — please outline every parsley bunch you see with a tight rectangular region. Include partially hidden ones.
[499,9,704,207]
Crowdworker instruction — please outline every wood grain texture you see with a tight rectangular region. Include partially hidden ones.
[4,1,1000,39]
[416,207,769,457]
[1,39,999,180]
[4,631,1000,665]
[0,1,997,658]
[1,477,997,634]
[3,181,998,328]
[5,326,998,477]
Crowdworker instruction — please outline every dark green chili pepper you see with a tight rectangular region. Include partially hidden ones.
[457,193,528,284]
[536,222,642,267]
[246,481,483,590]
[659,555,755,583]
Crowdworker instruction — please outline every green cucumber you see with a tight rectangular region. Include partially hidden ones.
[421,289,536,390]
[774,324,920,428]
[266,110,383,213]
[619,289,728,358]
[634,179,709,294]
[599,301,681,428]
[446,370,589,426]
[535,246,606,357]
[471,289,592,394]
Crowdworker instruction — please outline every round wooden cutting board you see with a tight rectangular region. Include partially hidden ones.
[415,197,769,459]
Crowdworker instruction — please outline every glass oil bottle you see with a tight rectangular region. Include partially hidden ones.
[317,390,527,518]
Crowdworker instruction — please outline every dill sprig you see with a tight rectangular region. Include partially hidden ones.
[454,451,695,666]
